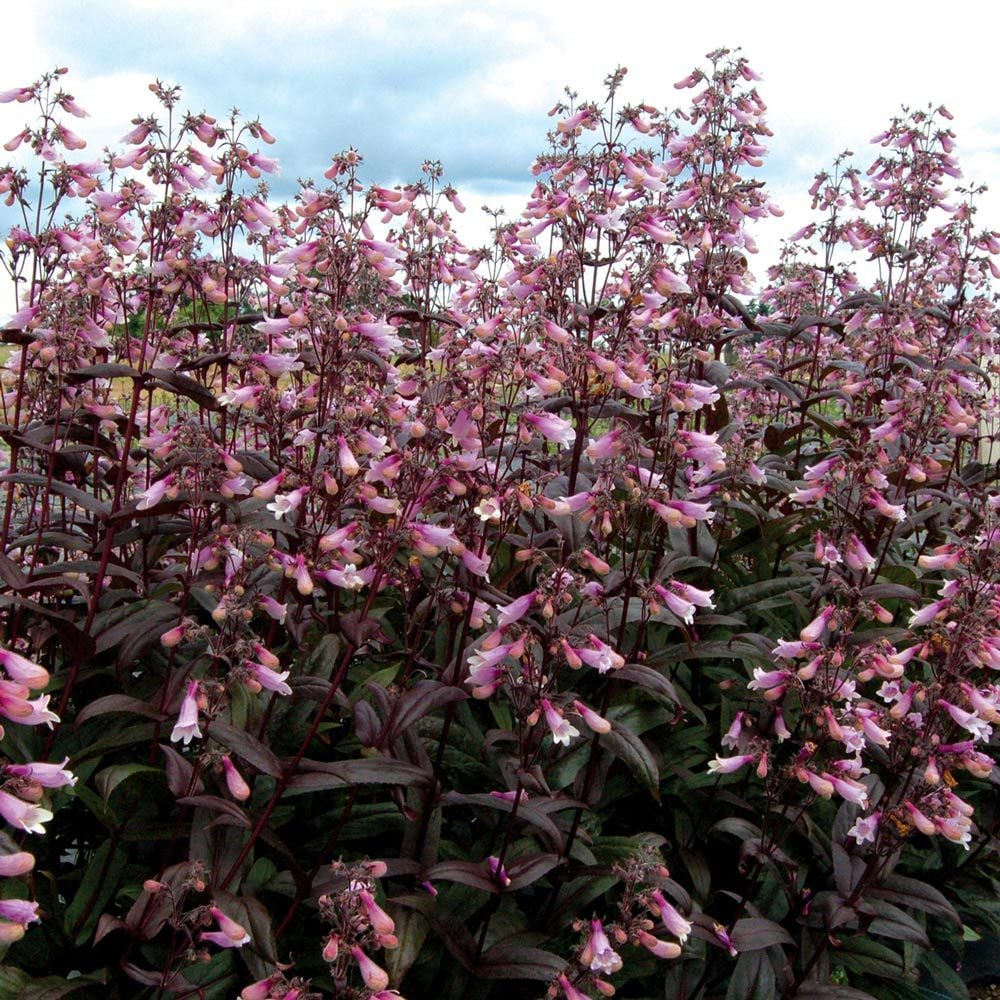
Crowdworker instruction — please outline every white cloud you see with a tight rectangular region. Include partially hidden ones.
[1,0,998,309]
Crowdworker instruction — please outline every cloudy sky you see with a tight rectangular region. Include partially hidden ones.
[3,0,1000,273]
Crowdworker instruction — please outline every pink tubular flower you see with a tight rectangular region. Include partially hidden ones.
[558,974,591,1000]
[249,661,292,696]
[266,486,309,520]
[0,648,49,689]
[322,932,340,962]
[351,945,389,990]
[136,474,176,511]
[241,975,283,1000]
[0,789,53,834]
[5,757,75,788]
[650,889,692,943]
[573,700,612,734]
[0,852,35,876]
[800,606,834,642]
[909,600,949,629]
[541,699,580,746]
[259,595,288,623]
[939,700,992,742]
[221,756,251,801]
[848,812,880,845]
[202,906,250,948]
[170,681,202,745]
[580,918,623,974]
[358,889,395,936]
[637,929,682,959]
[495,592,535,627]
[522,411,575,449]
[708,753,754,776]
[577,636,625,673]
[0,899,39,927]
[713,922,739,957]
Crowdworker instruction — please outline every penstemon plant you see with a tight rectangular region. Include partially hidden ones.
[0,50,997,999]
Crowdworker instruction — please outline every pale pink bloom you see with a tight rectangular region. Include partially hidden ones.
[221,756,251,801]
[322,933,340,962]
[542,320,571,344]
[577,636,624,673]
[869,490,906,522]
[650,889,692,942]
[0,789,53,834]
[774,708,792,741]
[249,661,292,696]
[292,555,313,595]
[800,607,834,642]
[6,757,75,788]
[0,922,25,944]
[679,430,726,469]
[460,548,490,579]
[541,699,580,746]
[961,684,1000,724]
[905,801,937,836]
[558,974,590,1000]
[21,695,59,728]
[364,494,400,516]
[637,929,682,959]
[844,534,877,572]
[573,700,612,734]
[317,563,370,591]
[259,596,287,623]
[0,852,34,876]
[939,700,992,742]
[136,474,176,511]
[918,547,961,571]
[266,486,309,520]
[473,497,502,522]
[772,639,820,660]
[0,87,35,104]
[170,681,202,745]
[0,648,49,689]
[790,485,827,504]
[748,668,791,691]
[252,472,286,500]
[848,812,880,845]
[656,586,695,624]
[797,768,835,798]
[708,754,754,775]
[358,889,395,936]
[351,945,389,991]
[251,352,302,376]
[825,773,869,806]
[201,906,250,948]
[241,975,282,999]
[410,523,462,557]
[585,429,623,460]
[909,599,949,628]
[647,498,715,526]
[581,918,622,973]
[653,266,692,295]
[364,454,404,488]
[220,475,250,498]
[218,384,262,409]
[523,411,575,449]
[160,624,186,648]
[722,711,744,748]
[0,899,39,927]
[857,710,891,747]
[354,321,404,354]
[495,592,535,627]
